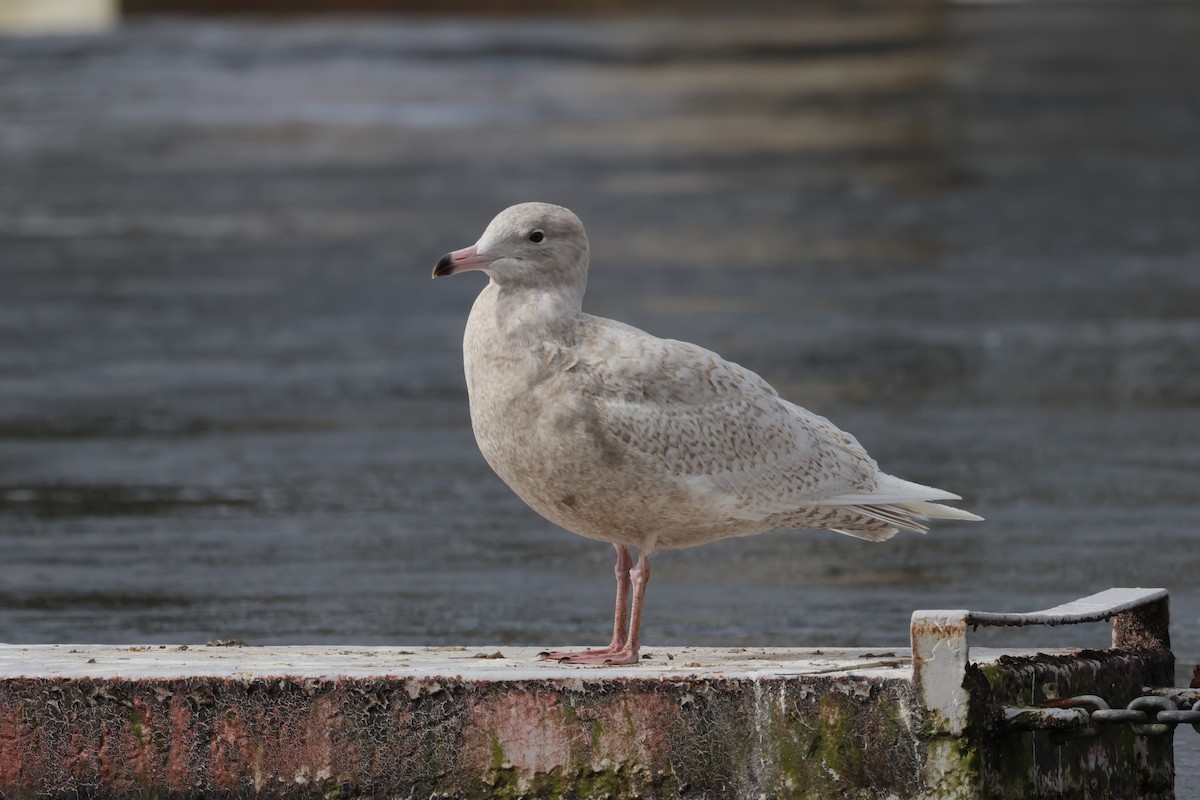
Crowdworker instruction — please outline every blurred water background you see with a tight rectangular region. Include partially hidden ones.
[1,0,1198,787]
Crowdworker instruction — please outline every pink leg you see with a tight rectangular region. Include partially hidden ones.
[548,552,650,666]
[542,545,633,662]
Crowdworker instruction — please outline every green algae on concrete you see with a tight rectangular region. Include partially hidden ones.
[968,649,1174,800]
[0,644,1181,799]
[472,675,920,799]
[766,678,921,799]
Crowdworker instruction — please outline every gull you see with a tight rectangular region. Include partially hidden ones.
[433,202,981,665]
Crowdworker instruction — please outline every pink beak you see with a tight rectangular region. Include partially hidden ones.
[432,243,499,278]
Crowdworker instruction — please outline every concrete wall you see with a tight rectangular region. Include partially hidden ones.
[0,643,1178,799]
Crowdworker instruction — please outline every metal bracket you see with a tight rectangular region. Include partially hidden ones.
[911,587,1170,737]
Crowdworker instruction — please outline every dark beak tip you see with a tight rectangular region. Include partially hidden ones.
[432,252,454,279]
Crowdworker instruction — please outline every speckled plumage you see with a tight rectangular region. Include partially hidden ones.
[448,203,979,555]
[435,202,980,663]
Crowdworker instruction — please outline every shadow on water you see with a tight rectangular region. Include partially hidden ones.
[1,0,1199,782]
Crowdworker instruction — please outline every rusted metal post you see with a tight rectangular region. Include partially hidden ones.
[1112,592,1170,651]
[911,610,974,798]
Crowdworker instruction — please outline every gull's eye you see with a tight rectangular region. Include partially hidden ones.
[529,230,545,243]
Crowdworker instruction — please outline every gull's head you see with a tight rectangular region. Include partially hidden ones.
[433,202,589,291]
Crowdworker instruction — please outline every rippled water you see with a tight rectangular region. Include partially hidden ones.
[1,1,1198,787]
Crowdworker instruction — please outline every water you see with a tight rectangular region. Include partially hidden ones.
[1,0,1198,787]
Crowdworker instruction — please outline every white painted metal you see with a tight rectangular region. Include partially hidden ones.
[965,587,1169,628]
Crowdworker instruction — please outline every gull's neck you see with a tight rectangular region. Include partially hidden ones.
[472,279,584,349]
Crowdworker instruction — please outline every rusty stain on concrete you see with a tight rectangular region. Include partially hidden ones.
[0,645,917,798]
[0,642,1177,798]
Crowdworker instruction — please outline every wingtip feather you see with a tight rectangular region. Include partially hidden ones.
[905,500,984,522]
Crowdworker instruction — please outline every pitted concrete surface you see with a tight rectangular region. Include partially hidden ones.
[0,643,917,680]
[0,643,1088,681]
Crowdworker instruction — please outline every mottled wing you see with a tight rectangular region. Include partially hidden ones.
[572,316,880,519]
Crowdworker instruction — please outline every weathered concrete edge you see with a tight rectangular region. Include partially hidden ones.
[0,645,925,799]
[0,644,914,682]
[0,644,1178,800]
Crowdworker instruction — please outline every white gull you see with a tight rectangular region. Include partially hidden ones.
[433,202,981,665]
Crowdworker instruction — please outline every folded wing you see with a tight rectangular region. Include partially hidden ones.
[572,316,980,537]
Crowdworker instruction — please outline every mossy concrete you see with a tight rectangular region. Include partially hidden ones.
[970,648,1174,800]
[0,643,1177,799]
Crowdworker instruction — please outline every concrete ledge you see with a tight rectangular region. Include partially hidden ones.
[1,645,922,799]
[0,642,1175,799]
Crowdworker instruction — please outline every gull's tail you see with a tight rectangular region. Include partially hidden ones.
[823,474,983,541]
